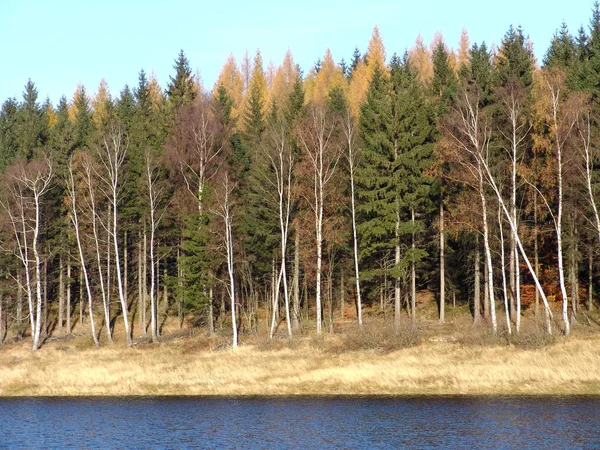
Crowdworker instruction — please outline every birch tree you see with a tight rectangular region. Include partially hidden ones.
[1,155,53,350]
[96,124,132,345]
[297,102,342,334]
[67,158,99,346]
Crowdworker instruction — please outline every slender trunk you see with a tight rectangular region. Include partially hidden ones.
[556,123,570,336]
[499,203,512,335]
[138,234,143,335]
[124,230,128,318]
[69,171,99,346]
[340,269,345,321]
[43,258,48,338]
[17,270,23,340]
[411,207,416,323]
[177,244,184,329]
[350,155,362,326]
[474,235,481,324]
[292,230,300,331]
[79,269,84,326]
[534,193,540,317]
[142,225,148,337]
[395,217,401,328]
[66,255,72,334]
[480,153,554,333]
[439,202,445,325]
[479,164,497,334]
[32,194,43,350]
[569,220,578,319]
[269,258,279,338]
[59,255,64,330]
[589,245,594,312]
[208,286,214,335]
[149,212,157,343]
[226,209,237,349]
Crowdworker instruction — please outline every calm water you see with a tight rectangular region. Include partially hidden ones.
[0,396,598,449]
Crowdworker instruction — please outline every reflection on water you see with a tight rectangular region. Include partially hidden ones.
[0,396,598,449]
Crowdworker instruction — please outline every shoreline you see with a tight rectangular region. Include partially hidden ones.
[2,329,600,397]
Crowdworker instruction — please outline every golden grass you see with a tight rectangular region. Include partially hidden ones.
[1,319,600,397]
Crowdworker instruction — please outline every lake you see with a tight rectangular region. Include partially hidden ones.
[0,396,598,449]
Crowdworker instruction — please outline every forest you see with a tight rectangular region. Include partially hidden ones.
[1,6,600,352]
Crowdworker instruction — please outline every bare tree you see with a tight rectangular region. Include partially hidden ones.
[212,175,238,348]
[339,105,363,326]
[262,114,294,339]
[297,103,342,334]
[144,149,168,343]
[95,124,131,345]
[1,155,53,350]
[67,158,99,346]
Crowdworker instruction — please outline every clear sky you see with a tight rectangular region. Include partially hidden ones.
[1,0,594,105]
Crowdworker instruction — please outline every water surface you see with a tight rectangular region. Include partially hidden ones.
[0,396,598,449]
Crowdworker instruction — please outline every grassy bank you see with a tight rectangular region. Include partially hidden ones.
[2,313,600,396]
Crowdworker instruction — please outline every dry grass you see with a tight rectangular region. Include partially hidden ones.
[1,314,600,397]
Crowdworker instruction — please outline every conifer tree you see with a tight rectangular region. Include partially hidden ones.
[166,50,196,109]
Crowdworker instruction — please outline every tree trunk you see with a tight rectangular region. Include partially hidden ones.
[474,236,481,324]
[17,270,23,340]
[138,234,143,335]
[589,245,594,311]
[142,224,148,337]
[439,202,445,325]
[411,208,416,323]
[59,255,64,330]
[340,269,345,321]
[67,255,72,335]
[292,230,300,331]
[499,204,512,335]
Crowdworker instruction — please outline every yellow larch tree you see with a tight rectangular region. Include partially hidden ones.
[92,78,112,128]
[213,54,244,120]
[240,49,269,133]
[270,49,300,110]
[68,84,85,122]
[457,28,471,70]
[347,26,388,117]
[366,25,387,75]
[305,48,346,105]
[347,60,370,117]
[409,34,433,85]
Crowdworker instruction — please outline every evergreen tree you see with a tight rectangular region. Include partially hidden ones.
[431,41,456,116]
[350,47,362,75]
[0,98,19,169]
[166,50,196,109]
[15,79,47,161]
[72,86,94,150]
[355,65,395,286]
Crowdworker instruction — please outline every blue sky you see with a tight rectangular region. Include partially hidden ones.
[1,0,594,105]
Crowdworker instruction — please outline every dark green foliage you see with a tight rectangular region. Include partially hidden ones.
[180,212,213,322]
[544,23,577,69]
[350,47,362,75]
[15,80,48,161]
[494,26,534,88]
[72,86,94,150]
[166,50,196,109]
[431,42,457,116]
[0,98,19,170]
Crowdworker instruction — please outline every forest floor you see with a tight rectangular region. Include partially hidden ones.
[2,295,600,397]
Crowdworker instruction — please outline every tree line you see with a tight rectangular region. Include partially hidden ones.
[2,5,600,350]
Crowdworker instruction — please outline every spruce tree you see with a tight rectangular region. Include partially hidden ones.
[166,50,196,109]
